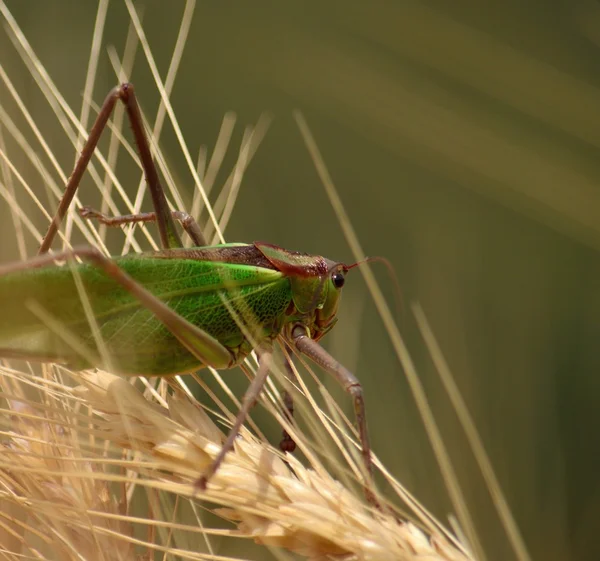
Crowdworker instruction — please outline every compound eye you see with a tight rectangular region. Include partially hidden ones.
[331,271,345,289]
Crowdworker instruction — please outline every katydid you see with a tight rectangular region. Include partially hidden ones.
[0,84,377,505]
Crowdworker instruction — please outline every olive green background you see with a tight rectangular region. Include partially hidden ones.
[2,1,600,560]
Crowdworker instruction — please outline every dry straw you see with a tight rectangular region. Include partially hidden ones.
[0,364,472,561]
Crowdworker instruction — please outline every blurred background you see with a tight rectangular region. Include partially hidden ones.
[1,1,600,560]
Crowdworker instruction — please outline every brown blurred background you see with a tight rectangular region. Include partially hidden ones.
[2,1,600,560]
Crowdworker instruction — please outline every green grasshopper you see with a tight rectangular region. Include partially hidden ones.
[0,84,376,504]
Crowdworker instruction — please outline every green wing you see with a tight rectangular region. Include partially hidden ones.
[0,253,291,375]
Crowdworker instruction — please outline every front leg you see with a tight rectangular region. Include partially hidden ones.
[291,324,379,508]
[279,344,298,453]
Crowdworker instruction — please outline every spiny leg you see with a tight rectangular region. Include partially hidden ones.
[40,83,182,254]
[195,347,273,490]
[78,206,207,247]
[0,246,231,369]
[291,324,379,508]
